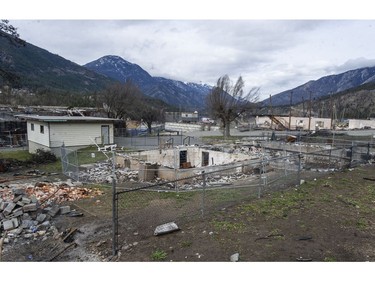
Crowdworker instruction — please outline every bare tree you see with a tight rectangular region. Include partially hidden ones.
[101,81,141,120]
[206,75,259,137]
[139,104,165,134]
[0,20,25,46]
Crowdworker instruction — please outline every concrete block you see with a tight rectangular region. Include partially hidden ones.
[48,205,60,217]
[23,203,38,212]
[13,195,23,203]
[12,217,19,228]
[154,222,179,236]
[10,227,23,236]
[16,201,25,207]
[0,201,8,211]
[36,213,47,223]
[12,188,25,196]
[3,218,19,231]
[22,213,31,220]
[21,219,34,229]
[3,219,15,231]
[21,197,32,204]
[12,208,24,217]
[59,205,71,215]
[3,202,16,216]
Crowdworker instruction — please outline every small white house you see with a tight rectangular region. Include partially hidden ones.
[17,115,117,155]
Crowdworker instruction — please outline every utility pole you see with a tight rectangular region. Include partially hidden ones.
[289,91,293,130]
[269,94,273,129]
[308,91,312,132]
[330,93,333,129]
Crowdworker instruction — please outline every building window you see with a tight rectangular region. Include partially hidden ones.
[31,123,34,131]
[40,125,44,134]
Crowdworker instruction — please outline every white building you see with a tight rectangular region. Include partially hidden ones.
[348,119,375,129]
[18,115,117,155]
[256,116,332,131]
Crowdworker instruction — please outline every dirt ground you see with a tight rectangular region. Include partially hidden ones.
[1,163,375,263]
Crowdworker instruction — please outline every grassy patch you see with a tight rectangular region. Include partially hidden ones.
[150,249,167,261]
[0,150,32,161]
[356,218,369,230]
[76,146,109,165]
[212,220,245,232]
[117,189,198,210]
[180,240,192,248]
[241,188,311,219]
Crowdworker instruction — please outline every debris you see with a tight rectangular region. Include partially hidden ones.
[255,233,284,241]
[154,222,179,236]
[66,211,83,217]
[62,227,78,243]
[296,257,313,261]
[49,242,77,261]
[297,236,313,241]
[363,177,375,181]
[22,203,37,212]
[59,205,71,215]
[230,253,240,262]
[48,205,60,217]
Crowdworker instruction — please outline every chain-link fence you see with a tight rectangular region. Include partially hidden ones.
[59,140,375,256]
[61,146,79,181]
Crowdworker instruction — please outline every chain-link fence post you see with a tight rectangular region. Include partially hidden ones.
[258,159,264,199]
[349,145,353,168]
[297,153,301,186]
[367,142,370,161]
[112,150,118,256]
[201,171,206,219]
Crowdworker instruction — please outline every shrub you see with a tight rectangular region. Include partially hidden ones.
[30,149,57,164]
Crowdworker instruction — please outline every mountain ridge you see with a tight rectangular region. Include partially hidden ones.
[84,55,212,110]
[262,66,375,106]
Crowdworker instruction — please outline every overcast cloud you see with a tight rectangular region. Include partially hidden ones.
[9,19,375,101]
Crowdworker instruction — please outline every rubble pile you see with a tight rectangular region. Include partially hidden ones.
[0,181,103,244]
[79,162,139,184]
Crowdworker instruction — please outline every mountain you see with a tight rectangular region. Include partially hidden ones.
[84,55,212,110]
[0,31,115,92]
[263,66,375,106]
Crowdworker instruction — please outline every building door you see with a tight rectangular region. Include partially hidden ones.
[179,150,187,168]
[101,125,110,145]
[202,151,209,166]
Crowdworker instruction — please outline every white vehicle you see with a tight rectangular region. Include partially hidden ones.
[201,117,215,124]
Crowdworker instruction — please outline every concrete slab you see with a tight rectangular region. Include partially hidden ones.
[154,222,179,236]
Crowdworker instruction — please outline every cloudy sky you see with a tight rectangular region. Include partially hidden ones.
[4,1,375,101]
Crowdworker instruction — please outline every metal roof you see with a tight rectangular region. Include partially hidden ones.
[16,115,118,123]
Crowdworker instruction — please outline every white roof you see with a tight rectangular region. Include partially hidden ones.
[16,115,118,123]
